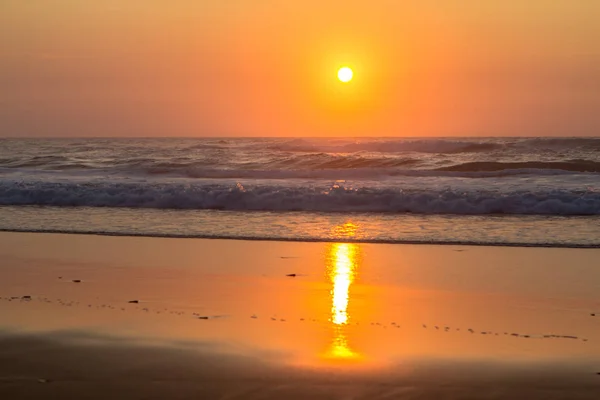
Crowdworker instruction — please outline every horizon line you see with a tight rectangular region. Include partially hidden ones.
[2,135,600,140]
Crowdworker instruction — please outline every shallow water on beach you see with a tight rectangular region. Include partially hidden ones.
[1,206,600,248]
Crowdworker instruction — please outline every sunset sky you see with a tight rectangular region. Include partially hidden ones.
[1,0,599,137]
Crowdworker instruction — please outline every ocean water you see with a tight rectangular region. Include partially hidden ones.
[1,137,599,247]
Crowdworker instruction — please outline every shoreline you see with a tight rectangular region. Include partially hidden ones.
[1,228,599,249]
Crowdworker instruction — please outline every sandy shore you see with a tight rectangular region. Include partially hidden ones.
[1,232,599,399]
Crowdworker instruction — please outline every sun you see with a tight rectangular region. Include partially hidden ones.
[337,67,353,83]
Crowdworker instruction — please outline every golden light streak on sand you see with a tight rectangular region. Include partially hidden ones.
[323,221,363,360]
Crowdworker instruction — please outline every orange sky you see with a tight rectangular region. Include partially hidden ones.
[1,0,599,137]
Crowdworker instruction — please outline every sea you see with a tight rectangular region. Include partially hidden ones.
[1,137,599,248]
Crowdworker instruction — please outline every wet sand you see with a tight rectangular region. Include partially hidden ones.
[1,232,599,399]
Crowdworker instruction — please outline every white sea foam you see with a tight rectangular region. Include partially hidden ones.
[0,138,599,221]
[1,180,599,215]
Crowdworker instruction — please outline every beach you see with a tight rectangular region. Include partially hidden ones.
[1,231,599,399]
[3,0,600,397]
[2,0,599,393]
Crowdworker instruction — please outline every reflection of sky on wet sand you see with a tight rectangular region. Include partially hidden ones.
[1,231,600,374]
[329,243,357,326]
[322,222,364,362]
[325,242,361,360]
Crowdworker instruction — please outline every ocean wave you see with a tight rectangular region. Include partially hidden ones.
[518,137,600,150]
[0,155,73,168]
[145,154,422,172]
[1,181,598,215]
[269,139,505,154]
[437,160,600,173]
[269,137,600,155]
[261,153,422,170]
[0,153,421,173]
[1,164,596,180]
[185,143,229,150]
[107,155,600,179]
[136,164,598,179]
[3,138,599,178]
[139,156,600,178]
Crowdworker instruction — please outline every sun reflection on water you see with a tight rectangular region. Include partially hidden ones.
[329,326,356,359]
[329,243,356,325]
[324,222,363,360]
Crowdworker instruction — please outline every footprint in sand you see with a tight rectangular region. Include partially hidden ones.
[4,296,593,344]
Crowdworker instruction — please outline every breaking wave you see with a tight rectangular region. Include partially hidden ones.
[1,181,598,215]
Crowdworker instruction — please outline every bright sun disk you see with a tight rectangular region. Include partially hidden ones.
[337,67,353,83]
